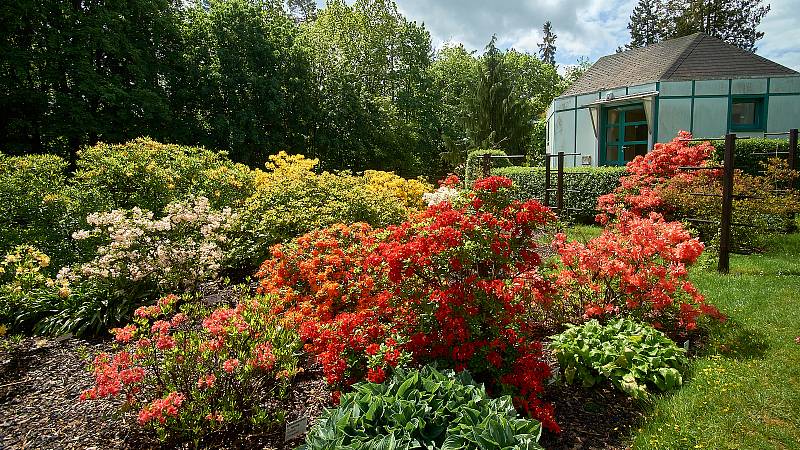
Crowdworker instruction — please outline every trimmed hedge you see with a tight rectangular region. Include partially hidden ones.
[711,138,794,175]
[465,149,512,187]
[493,165,625,223]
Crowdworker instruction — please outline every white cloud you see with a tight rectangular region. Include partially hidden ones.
[316,0,799,70]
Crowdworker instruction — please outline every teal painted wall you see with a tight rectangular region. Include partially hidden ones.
[547,75,800,166]
[732,78,768,95]
[767,95,800,133]
[658,98,692,141]
[692,97,729,139]
[575,108,596,167]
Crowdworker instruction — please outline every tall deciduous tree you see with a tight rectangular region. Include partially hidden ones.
[538,21,557,66]
[286,0,317,22]
[299,0,438,176]
[0,0,182,164]
[465,36,532,156]
[430,44,481,168]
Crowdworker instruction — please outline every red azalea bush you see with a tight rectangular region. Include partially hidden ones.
[257,176,561,431]
[597,131,715,222]
[81,293,301,441]
[553,211,724,332]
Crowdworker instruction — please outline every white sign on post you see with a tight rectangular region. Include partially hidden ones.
[285,416,308,442]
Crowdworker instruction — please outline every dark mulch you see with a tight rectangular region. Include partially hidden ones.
[0,336,330,450]
[0,337,135,450]
[540,381,647,450]
[1,332,648,449]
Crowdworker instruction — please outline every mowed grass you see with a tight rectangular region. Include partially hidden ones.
[630,232,800,449]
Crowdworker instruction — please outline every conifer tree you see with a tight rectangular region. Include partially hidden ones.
[538,21,557,66]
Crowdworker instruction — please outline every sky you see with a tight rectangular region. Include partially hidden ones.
[315,0,800,73]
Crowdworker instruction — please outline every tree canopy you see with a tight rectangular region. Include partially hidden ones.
[626,0,770,51]
[1,0,567,177]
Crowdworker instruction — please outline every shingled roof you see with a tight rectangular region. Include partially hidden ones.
[562,33,798,97]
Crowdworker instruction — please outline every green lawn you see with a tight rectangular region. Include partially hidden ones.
[630,232,800,449]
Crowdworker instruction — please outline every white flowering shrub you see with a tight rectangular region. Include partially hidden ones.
[422,186,461,206]
[72,196,236,293]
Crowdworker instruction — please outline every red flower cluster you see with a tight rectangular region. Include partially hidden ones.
[82,294,300,440]
[257,176,561,431]
[554,211,724,331]
[597,132,715,222]
[439,174,461,188]
[473,175,513,192]
[138,392,185,425]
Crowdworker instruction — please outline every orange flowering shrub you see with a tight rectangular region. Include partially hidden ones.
[257,176,561,431]
[553,212,724,332]
[597,131,715,222]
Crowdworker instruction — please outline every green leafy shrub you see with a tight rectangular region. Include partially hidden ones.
[70,138,256,215]
[494,165,625,222]
[549,318,688,399]
[661,157,800,250]
[300,366,544,450]
[0,153,75,267]
[464,149,512,186]
[711,138,792,176]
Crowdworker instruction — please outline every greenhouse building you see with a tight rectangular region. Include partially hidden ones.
[546,32,800,167]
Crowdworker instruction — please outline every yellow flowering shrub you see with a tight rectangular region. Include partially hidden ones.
[0,246,70,333]
[363,170,433,209]
[232,152,422,266]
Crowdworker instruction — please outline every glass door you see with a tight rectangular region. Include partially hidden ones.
[601,104,648,166]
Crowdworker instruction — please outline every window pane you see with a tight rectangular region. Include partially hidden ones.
[606,126,619,143]
[634,144,648,157]
[623,145,634,162]
[607,109,619,124]
[732,101,757,125]
[606,145,619,162]
[624,124,648,142]
[625,107,646,122]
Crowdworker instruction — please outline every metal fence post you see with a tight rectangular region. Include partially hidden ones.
[544,155,551,208]
[789,128,798,191]
[557,151,565,213]
[718,133,735,274]
[481,153,491,178]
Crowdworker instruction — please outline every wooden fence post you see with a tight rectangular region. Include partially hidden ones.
[718,133,735,274]
[789,128,798,191]
[544,155,551,207]
[481,153,491,178]
[556,151,565,213]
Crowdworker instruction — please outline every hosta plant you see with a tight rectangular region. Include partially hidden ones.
[549,318,688,399]
[300,366,544,450]
[81,293,301,442]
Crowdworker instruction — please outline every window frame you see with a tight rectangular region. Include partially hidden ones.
[600,103,649,166]
[730,95,766,132]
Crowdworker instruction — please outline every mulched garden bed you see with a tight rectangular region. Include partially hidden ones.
[1,334,645,449]
[0,336,330,450]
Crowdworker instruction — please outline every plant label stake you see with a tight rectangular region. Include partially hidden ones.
[285,416,308,442]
